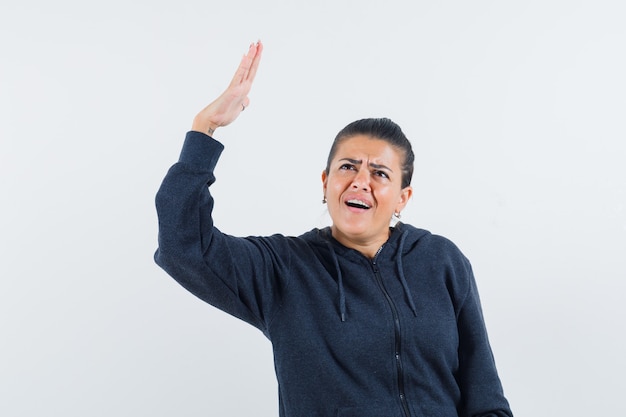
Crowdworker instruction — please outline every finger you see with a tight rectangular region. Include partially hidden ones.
[230,43,257,87]
[246,41,263,82]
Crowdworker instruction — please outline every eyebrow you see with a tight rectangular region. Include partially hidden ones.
[339,158,393,172]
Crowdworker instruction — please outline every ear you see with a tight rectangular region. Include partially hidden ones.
[321,170,328,194]
[396,186,413,213]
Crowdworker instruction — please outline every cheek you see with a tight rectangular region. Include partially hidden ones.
[326,176,349,194]
[328,184,344,200]
[373,188,401,207]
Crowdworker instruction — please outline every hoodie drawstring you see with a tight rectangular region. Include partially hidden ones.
[324,228,417,322]
[396,230,419,317]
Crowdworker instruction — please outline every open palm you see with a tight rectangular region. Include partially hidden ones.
[192,41,263,135]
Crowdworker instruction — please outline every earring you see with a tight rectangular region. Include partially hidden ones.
[322,196,327,204]
[393,211,401,219]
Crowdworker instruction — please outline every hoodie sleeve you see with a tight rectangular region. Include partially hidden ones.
[453,255,513,417]
[154,131,289,333]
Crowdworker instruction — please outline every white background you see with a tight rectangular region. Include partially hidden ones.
[1,1,625,416]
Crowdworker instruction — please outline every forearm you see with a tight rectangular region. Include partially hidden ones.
[154,132,224,283]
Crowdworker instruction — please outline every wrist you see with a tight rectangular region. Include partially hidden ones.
[191,115,219,137]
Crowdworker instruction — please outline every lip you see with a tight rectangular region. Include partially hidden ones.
[342,193,373,212]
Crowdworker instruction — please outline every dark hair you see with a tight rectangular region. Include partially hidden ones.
[325,118,414,188]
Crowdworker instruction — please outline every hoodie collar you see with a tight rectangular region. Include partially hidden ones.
[317,223,419,321]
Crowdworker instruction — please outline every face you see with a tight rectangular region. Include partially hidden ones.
[322,135,413,252]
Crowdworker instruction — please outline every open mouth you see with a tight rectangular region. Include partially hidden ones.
[346,199,371,210]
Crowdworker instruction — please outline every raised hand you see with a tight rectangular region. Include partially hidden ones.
[192,41,263,136]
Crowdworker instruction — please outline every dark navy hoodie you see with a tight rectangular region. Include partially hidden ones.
[154,131,513,417]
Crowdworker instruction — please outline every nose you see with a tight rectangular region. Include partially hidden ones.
[351,168,371,192]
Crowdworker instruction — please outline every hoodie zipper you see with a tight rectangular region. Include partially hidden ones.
[371,247,412,417]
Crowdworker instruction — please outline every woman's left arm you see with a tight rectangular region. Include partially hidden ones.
[456,258,514,417]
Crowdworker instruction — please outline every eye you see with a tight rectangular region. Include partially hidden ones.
[339,163,356,171]
[373,170,389,179]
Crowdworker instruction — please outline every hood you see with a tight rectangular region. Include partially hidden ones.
[301,223,431,322]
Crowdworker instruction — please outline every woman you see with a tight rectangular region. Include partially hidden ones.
[154,42,513,417]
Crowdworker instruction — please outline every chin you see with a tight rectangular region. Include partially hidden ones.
[334,221,374,239]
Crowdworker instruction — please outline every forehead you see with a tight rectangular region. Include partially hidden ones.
[333,135,403,166]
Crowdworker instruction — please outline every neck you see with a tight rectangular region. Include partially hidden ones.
[330,226,390,259]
